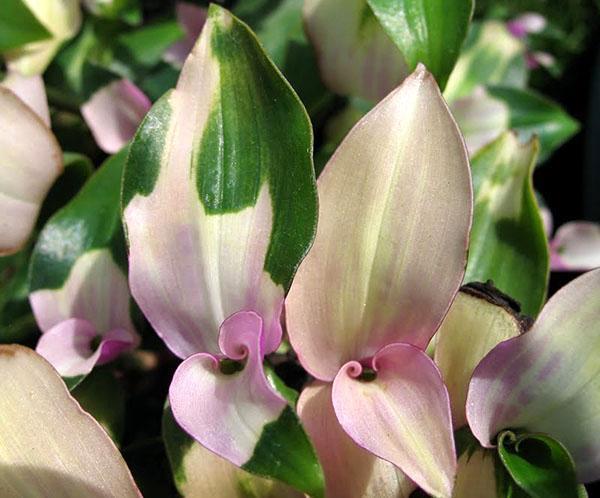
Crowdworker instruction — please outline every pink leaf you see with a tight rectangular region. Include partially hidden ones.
[36,318,136,378]
[81,79,151,154]
[467,268,600,482]
[298,382,415,498]
[169,311,287,466]
[332,343,456,497]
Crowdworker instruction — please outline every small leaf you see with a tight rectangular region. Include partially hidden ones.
[466,132,549,316]
[84,0,142,25]
[29,149,138,380]
[0,0,51,52]
[487,86,580,164]
[367,0,474,89]
[497,431,581,498]
[39,152,94,225]
[3,0,82,76]
[30,148,129,294]
[45,22,119,103]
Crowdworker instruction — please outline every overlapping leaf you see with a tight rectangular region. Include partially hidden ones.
[465,132,549,316]
[367,0,473,89]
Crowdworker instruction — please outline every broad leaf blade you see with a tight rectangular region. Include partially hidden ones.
[0,87,63,256]
[286,66,471,381]
[498,431,580,498]
[0,345,141,497]
[465,132,549,316]
[298,382,415,498]
[367,0,473,89]
[122,4,318,359]
[467,269,600,483]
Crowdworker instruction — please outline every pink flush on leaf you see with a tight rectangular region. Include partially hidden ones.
[30,249,139,378]
[287,65,473,498]
[121,5,316,478]
[467,268,600,483]
[81,79,151,154]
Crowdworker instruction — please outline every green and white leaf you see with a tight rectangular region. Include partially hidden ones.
[0,0,51,54]
[162,404,304,498]
[30,148,129,295]
[465,132,549,317]
[121,4,318,359]
[29,149,137,382]
[444,21,527,103]
[234,0,333,116]
[4,0,82,76]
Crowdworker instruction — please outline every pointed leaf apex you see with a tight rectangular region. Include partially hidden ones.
[207,3,232,26]
[414,62,429,76]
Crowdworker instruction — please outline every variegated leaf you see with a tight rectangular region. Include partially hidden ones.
[444,21,527,103]
[4,0,82,75]
[465,132,549,316]
[467,268,600,483]
[163,404,304,498]
[121,4,318,360]
[29,149,138,383]
[286,65,472,381]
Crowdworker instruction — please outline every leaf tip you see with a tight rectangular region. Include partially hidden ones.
[207,3,233,29]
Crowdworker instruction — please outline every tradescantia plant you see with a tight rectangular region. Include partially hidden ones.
[121,4,323,495]
[286,64,472,497]
[0,1,598,497]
